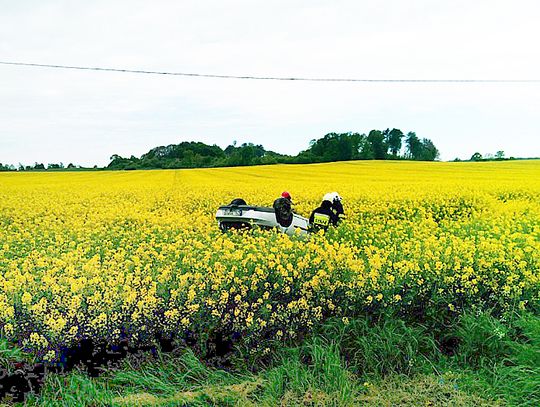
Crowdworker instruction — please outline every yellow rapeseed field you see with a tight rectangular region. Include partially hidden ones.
[0,160,539,360]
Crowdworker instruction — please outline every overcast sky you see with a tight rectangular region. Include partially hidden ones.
[1,0,539,166]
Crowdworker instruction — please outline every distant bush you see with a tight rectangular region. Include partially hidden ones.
[106,130,440,170]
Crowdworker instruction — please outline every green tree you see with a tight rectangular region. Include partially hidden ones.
[470,152,483,161]
[47,163,64,169]
[385,128,404,157]
[419,139,439,161]
[349,132,365,159]
[405,132,422,159]
[495,151,505,160]
[302,133,354,162]
[367,130,387,159]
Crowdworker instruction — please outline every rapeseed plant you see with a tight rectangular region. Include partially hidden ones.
[0,161,538,360]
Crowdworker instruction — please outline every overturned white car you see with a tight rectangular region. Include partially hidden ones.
[216,202,309,236]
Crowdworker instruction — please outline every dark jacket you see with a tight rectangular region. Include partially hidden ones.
[273,197,293,227]
[309,201,339,231]
[333,200,344,218]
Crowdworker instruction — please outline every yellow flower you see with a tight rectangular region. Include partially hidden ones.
[0,160,538,356]
[21,292,32,306]
[3,323,14,337]
[43,350,56,362]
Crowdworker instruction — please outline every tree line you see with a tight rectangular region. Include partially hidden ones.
[0,162,89,172]
[107,129,440,170]
[463,151,510,162]
[295,130,439,163]
[108,142,287,170]
[1,130,441,171]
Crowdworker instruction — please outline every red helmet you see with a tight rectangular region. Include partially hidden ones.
[281,191,291,200]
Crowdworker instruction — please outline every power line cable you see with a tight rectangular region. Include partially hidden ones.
[0,60,539,83]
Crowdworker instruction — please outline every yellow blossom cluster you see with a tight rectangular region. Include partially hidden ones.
[0,160,539,358]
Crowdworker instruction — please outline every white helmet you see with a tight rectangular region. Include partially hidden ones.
[323,192,342,203]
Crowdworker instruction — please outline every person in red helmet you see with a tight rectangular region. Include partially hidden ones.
[273,191,294,227]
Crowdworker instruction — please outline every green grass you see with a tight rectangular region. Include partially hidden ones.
[0,337,31,372]
[19,311,540,406]
[448,312,540,406]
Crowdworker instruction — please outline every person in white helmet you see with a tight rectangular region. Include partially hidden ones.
[309,192,343,231]
[326,192,345,221]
